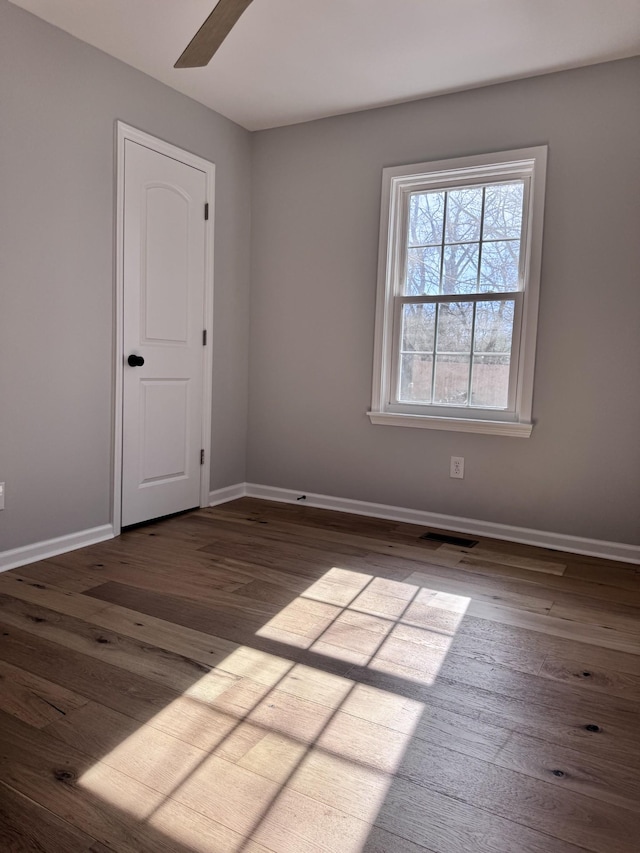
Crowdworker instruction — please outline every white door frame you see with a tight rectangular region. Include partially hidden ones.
[112,122,215,535]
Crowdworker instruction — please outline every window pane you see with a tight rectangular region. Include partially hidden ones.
[433,355,470,405]
[445,187,483,243]
[479,240,520,292]
[405,246,442,295]
[436,302,473,352]
[408,192,445,246]
[471,355,511,408]
[471,300,514,408]
[483,182,524,240]
[442,243,479,294]
[400,354,433,402]
[433,302,472,405]
[474,300,515,353]
[400,304,436,403]
[402,303,436,352]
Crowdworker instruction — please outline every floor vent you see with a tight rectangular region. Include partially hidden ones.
[420,531,479,548]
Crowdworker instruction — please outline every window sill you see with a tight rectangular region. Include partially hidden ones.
[367,411,533,437]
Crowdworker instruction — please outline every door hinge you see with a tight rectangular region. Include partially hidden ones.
[200,449,205,465]
[204,202,209,221]
[202,329,207,346]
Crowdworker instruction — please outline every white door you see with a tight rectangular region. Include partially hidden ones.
[122,140,207,527]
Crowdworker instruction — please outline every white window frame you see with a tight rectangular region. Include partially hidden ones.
[368,146,547,437]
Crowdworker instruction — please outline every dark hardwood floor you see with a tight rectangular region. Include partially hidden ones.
[1,498,639,852]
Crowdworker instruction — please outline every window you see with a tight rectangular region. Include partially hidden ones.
[369,147,547,437]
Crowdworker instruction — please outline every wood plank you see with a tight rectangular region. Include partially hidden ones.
[44,539,255,592]
[90,602,239,665]
[0,708,184,853]
[0,594,237,695]
[0,709,271,853]
[45,701,217,795]
[0,658,88,728]
[0,625,182,723]
[0,574,112,619]
[390,618,547,675]
[406,564,640,634]
[540,655,640,700]
[427,598,640,655]
[11,577,257,685]
[85,580,271,637]
[457,555,640,606]
[390,729,639,853]
[550,598,640,637]
[378,647,640,730]
[494,731,640,814]
[47,696,264,765]
[89,603,312,690]
[264,657,640,785]
[563,560,640,591]
[404,569,554,614]
[344,662,640,773]
[0,781,96,852]
[17,560,106,592]
[76,558,248,601]
[355,826,439,853]
[260,596,342,643]
[84,581,354,676]
[373,772,589,853]
[239,729,633,853]
[235,577,309,605]
[430,608,640,675]
[438,543,566,575]
[42,701,374,853]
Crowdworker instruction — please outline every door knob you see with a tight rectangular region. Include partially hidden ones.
[127,354,145,367]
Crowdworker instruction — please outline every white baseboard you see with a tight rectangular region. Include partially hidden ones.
[209,483,247,506]
[6,485,633,574]
[0,524,115,574]
[244,483,640,565]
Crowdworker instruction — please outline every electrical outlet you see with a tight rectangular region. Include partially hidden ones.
[450,457,464,479]
[0,482,4,510]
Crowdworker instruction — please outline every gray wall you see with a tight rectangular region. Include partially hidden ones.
[1,0,638,555]
[0,0,251,551]
[248,58,640,545]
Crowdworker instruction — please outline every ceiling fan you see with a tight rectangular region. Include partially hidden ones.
[175,0,255,68]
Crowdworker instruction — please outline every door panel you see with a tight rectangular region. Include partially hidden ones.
[142,185,190,343]
[139,380,190,484]
[122,140,207,527]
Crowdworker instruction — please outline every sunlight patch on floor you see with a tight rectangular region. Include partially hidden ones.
[258,567,471,684]
[79,567,471,851]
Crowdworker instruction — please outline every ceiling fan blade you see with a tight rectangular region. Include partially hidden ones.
[175,0,255,68]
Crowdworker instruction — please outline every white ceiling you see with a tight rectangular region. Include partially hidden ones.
[10,0,640,131]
